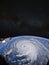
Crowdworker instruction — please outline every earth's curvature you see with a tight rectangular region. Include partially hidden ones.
[0,36,49,65]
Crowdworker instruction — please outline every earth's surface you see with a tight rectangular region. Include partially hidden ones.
[0,36,49,65]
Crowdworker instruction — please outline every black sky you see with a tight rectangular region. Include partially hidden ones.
[0,1,49,38]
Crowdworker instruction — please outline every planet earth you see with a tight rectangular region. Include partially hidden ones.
[0,36,49,65]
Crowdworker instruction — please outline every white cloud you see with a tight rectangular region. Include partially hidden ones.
[16,40,38,63]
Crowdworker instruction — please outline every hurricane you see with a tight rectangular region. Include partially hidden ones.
[9,37,49,65]
[0,36,49,65]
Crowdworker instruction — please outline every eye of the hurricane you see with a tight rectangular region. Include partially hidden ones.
[15,40,38,64]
